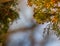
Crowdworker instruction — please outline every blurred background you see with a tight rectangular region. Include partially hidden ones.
[0,0,60,46]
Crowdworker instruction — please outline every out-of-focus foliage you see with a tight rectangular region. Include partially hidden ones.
[0,0,19,43]
[28,0,60,35]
